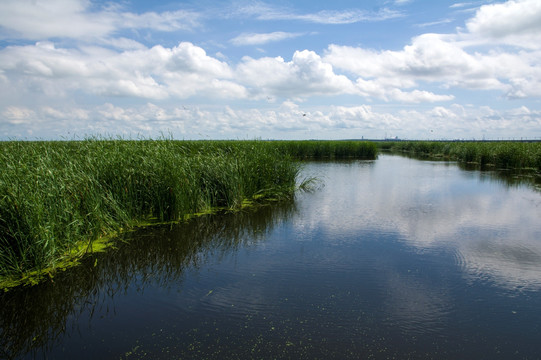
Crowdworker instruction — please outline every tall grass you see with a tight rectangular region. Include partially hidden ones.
[0,139,307,286]
[271,140,378,159]
[379,141,541,170]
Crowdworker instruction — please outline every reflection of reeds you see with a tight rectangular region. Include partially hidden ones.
[380,141,541,170]
[0,201,296,359]
[0,139,306,286]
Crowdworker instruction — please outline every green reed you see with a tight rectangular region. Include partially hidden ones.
[380,141,541,170]
[0,139,311,285]
[270,140,378,159]
[0,139,377,287]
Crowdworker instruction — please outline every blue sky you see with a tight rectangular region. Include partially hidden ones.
[0,0,540,140]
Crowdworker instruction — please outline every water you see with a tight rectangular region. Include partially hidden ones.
[2,154,541,359]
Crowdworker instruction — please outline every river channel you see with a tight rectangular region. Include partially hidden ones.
[2,154,541,359]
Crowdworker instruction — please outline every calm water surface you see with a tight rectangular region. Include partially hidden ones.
[2,155,541,359]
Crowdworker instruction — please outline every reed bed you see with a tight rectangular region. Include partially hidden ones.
[0,139,377,287]
[271,140,378,159]
[379,141,541,170]
[0,139,301,286]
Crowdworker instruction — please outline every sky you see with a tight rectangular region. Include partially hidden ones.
[0,0,540,140]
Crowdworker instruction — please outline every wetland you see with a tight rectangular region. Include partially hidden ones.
[2,153,541,358]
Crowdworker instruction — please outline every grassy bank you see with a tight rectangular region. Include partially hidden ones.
[0,140,295,288]
[379,141,541,170]
[0,139,376,289]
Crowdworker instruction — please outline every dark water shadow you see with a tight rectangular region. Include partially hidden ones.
[0,200,297,360]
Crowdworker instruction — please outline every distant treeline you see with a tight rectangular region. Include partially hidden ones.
[0,139,377,288]
[378,141,541,170]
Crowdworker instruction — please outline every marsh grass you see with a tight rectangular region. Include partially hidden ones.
[0,139,311,287]
[380,141,541,170]
[271,140,378,159]
[0,139,377,288]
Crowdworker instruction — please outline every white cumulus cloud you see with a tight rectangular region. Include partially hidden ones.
[466,0,541,49]
[325,27,541,99]
[0,41,245,100]
[237,50,358,98]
